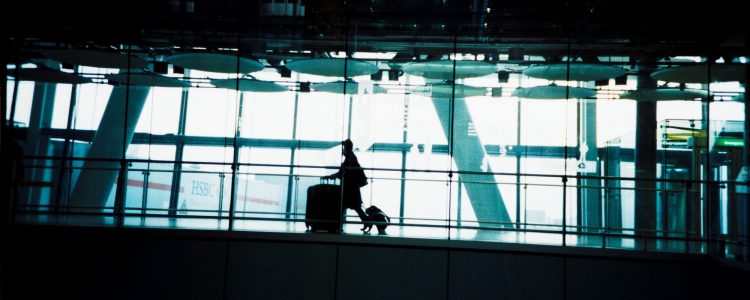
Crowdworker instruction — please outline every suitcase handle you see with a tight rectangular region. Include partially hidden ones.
[320,177,337,184]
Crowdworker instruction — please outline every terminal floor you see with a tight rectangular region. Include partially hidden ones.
[14,213,704,254]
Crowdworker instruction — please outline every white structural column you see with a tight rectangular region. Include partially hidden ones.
[635,65,658,249]
[432,97,511,227]
[579,96,601,241]
[24,81,57,205]
[70,85,150,210]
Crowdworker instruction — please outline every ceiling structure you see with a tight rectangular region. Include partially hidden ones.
[4,0,748,64]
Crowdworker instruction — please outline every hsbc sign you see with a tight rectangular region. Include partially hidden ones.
[191,180,218,198]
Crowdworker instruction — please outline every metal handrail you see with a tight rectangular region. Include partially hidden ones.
[14,209,748,246]
[15,204,747,240]
[12,155,750,260]
[18,155,750,185]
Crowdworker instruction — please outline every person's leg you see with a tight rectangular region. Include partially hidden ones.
[351,206,372,232]
[340,205,348,232]
[342,184,368,231]
[353,206,368,223]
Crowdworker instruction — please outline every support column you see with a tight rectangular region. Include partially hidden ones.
[703,66,721,255]
[399,76,411,225]
[635,64,658,249]
[604,141,622,247]
[54,68,81,210]
[24,80,56,206]
[579,97,601,243]
[285,86,301,218]
[70,85,150,211]
[515,99,522,228]
[227,92,244,230]
[169,71,190,217]
[432,97,511,227]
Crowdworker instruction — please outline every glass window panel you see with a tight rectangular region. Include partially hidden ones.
[597,100,636,148]
[240,91,295,139]
[518,157,579,229]
[234,171,288,217]
[125,145,176,214]
[357,150,402,221]
[68,66,118,131]
[5,79,12,120]
[179,146,234,216]
[349,93,404,147]
[295,146,341,174]
[620,162,636,230]
[236,148,291,217]
[182,146,234,170]
[185,87,238,137]
[466,96,518,147]
[709,101,744,121]
[73,83,113,130]
[451,156,518,225]
[7,80,35,127]
[403,152,451,225]
[135,87,182,134]
[520,99,577,147]
[296,93,347,141]
[51,84,72,129]
[405,95,448,146]
[657,101,703,121]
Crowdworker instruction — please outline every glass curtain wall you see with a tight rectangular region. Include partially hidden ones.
[4,1,747,257]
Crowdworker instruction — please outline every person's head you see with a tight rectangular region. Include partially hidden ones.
[343,139,353,153]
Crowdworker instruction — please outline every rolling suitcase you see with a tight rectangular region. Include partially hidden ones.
[305,179,342,233]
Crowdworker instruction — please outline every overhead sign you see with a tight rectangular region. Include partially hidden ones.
[715,137,743,147]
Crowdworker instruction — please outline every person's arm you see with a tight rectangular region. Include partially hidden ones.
[324,169,342,180]
[323,158,346,180]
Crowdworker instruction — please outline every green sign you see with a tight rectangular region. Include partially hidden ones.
[716,137,744,147]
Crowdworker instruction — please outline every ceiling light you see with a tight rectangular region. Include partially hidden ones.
[352,52,398,60]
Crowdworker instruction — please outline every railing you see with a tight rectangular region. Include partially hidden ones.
[9,155,750,261]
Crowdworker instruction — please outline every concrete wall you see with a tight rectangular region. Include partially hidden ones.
[2,226,748,300]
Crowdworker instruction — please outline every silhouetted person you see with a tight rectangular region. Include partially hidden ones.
[323,139,369,231]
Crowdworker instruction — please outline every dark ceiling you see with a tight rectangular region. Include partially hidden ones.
[3,0,749,61]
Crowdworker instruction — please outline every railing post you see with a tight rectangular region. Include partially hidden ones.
[685,180,691,253]
[141,170,149,216]
[603,184,608,250]
[227,165,237,231]
[293,175,300,220]
[114,160,129,228]
[456,177,462,228]
[447,170,453,240]
[218,173,226,218]
[562,175,568,247]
